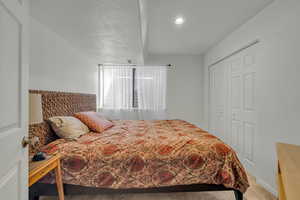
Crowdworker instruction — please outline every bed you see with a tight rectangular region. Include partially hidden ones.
[29,90,248,200]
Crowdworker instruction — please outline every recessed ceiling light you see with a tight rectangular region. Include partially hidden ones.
[174,17,185,25]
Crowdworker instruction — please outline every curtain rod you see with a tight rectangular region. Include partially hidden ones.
[98,64,174,68]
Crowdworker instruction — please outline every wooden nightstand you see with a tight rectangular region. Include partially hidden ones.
[277,143,300,200]
[29,153,64,200]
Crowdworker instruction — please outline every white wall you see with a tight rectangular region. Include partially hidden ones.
[29,17,97,94]
[138,0,149,63]
[146,54,204,126]
[203,0,300,194]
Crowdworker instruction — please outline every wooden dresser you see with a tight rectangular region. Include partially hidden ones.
[277,143,300,200]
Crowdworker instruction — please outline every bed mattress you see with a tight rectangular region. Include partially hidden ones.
[40,120,249,193]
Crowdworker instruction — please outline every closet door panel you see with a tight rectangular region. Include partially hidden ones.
[209,66,217,135]
[209,43,258,175]
[229,56,242,154]
[231,75,241,109]
[229,45,257,173]
[209,63,227,142]
[244,72,255,111]
[242,47,257,171]
[244,122,255,163]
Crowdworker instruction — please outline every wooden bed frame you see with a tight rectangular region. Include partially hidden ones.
[28,90,244,200]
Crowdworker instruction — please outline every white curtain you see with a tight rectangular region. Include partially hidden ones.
[135,66,167,119]
[99,65,168,120]
[100,65,133,109]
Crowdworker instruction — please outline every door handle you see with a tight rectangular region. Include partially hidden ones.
[22,137,30,148]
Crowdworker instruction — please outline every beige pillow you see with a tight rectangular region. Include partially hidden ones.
[48,116,89,139]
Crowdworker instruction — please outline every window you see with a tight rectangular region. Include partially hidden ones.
[99,65,167,110]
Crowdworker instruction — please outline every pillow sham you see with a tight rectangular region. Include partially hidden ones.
[47,116,89,139]
[74,111,113,133]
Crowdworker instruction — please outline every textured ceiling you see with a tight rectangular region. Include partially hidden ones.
[147,0,274,55]
[30,0,274,62]
[30,0,144,64]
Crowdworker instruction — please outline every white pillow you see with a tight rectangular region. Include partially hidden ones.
[48,116,89,139]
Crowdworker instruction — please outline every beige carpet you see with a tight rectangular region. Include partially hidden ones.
[41,175,277,200]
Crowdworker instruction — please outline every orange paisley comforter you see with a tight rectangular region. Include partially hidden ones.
[40,120,249,193]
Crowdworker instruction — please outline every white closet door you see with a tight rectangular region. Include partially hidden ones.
[228,45,257,174]
[209,62,227,142]
[209,66,216,134]
[209,43,258,174]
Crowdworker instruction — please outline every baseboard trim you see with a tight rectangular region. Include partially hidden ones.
[256,178,277,197]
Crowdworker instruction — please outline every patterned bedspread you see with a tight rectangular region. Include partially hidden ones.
[40,120,249,193]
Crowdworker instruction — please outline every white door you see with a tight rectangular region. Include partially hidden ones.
[209,62,227,142]
[0,0,29,199]
[228,45,257,174]
[209,43,258,175]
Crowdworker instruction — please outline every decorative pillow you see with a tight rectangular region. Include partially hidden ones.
[47,116,89,139]
[74,111,113,133]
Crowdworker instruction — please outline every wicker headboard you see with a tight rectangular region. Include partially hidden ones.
[29,90,96,154]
